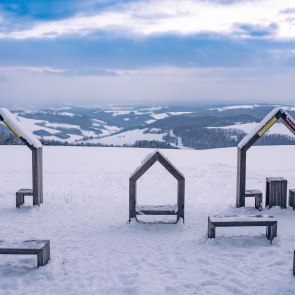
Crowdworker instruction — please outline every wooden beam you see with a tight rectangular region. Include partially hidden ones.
[32,148,43,206]
[236,147,246,207]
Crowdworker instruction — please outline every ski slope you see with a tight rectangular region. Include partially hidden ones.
[0,146,294,294]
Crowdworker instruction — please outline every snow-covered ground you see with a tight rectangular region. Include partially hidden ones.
[210,121,295,137]
[0,146,295,294]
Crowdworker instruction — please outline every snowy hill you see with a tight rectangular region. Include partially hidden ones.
[1,103,295,148]
[0,145,294,294]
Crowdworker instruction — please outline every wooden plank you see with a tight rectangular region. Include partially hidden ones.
[157,152,184,181]
[129,180,137,221]
[289,189,295,210]
[130,152,158,181]
[32,148,43,206]
[266,178,287,208]
[293,250,295,276]
[136,210,177,215]
[236,147,246,207]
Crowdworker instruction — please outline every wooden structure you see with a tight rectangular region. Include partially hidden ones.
[266,177,287,209]
[0,108,43,207]
[245,189,263,210]
[129,151,185,223]
[0,240,50,267]
[236,108,295,207]
[293,250,295,276]
[289,189,295,210]
[208,215,277,243]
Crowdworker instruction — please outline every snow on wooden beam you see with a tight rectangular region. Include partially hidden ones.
[0,108,42,150]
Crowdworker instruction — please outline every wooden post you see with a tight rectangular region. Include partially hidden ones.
[236,147,246,207]
[32,148,43,206]
[129,179,136,221]
[177,179,185,222]
[293,250,295,276]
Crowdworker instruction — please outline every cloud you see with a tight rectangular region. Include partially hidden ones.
[0,0,295,39]
[234,22,279,37]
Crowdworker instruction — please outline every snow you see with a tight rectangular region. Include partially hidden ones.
[238,107,285,148]
[0,108,42,148]
[0,145,294,294]
[151,113,169,120]
[91,129,165,145]
[210,105,260,112]
[145,119,156,124]
[210,122,294,136]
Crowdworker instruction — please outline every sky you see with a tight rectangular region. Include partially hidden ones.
[0,0,295,106]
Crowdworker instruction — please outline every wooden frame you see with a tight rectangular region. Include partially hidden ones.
[236,108,295,207]
[129,151,185,223]
[0,111,43,206]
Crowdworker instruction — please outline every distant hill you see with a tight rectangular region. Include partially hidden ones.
[0,104,294,149]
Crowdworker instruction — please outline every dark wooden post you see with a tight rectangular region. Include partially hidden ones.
[236,147,246,207]
[32,147,43,206]
[177,179,185,221]
[129,179,136,221]
[293,250,295,276]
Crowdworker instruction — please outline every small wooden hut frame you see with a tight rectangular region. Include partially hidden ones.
[0,108,43,206]
[236,107,295,207]
[129,151,185,223]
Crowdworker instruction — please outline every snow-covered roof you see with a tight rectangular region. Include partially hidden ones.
[0,108,42,149]
[238,107,294,149]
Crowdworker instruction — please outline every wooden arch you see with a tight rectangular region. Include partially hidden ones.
[236,107,295,207]
[129,151,185,223]
[0,108,43,206]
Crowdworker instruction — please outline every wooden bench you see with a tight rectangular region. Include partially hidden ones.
[0,240,50,267]
[289,189,295,210]
[16,189,33,208]
[136,204,178,216]
[208,215,277,243]
[245,190,263,210]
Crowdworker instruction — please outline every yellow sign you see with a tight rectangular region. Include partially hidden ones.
[3,120,20,138]
[258,116,278,137]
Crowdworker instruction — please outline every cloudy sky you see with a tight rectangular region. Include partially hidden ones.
[0,0,295,106]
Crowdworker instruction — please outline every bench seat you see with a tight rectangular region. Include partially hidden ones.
[208,215,277,242]
[245,190,263,210]
[136,204,178,215]
[0,240,50,267]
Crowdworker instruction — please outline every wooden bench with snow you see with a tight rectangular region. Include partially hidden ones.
[208,215,277,243]
[0,240,50,268]
[16,189,34,208]
[245,190,262,210]
[136,204,178,216]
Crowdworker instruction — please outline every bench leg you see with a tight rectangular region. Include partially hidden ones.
[16,193,24,208]
[208,222,215,239]
[266,224,277,243]
[255,195,262,211]
[37,242,50,267]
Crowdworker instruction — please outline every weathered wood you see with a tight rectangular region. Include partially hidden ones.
[129,180,136,221]
[129,151,185,223]
[236,147,246,207]
[32,148,43,206]
[208,215,277,242]
[266,177,287,209]
[245,189,263,210]
[288,189,295,210]
[236,108,295,208]
[0,240,50,268]
[293,250,295,276]
[16,189,33,208]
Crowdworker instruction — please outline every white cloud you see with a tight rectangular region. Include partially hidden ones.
[1,0,295,39]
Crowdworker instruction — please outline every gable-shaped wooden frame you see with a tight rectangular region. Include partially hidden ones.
[129,151,185,223]
[236,107,295,207]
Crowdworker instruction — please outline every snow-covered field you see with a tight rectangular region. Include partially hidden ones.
[0,145,295,294]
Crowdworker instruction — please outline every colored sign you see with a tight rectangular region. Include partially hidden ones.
[258,116,278,137]
[285,117,295,132]
[3,120,20,138]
